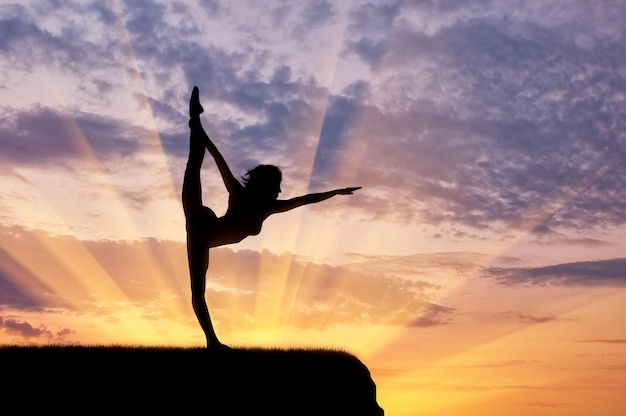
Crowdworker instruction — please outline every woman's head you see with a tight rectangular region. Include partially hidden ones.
[242,164,282,201]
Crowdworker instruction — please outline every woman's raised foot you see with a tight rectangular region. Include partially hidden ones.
[189,86,204,118]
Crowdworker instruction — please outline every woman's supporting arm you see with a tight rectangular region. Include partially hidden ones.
[191,118,244,195]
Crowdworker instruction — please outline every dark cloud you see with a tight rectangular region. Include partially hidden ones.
[4,1,626,236]
[117,0,329,139]
[408,304,455,327]
[0,13,75,66]
[0,316,52,339]
[0,234,57,311]
[0,275,40,311]
[563,238,613,248]
[270,5,291,27]
[0,1,335,202]
[0,2,125,77]
[299,0,335,30]
[0,107,146,166]
[527,224,614,247]
[330,2,626,232]
[124,0,168,35]
[483,258,626,287]
[118,25,331,179]
[531,224,552,236]
[56,328,74,337]
[346,1,402,67]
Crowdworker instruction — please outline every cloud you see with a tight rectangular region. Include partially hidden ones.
[0,6,85,67]
[0,234,59,311]
[576,339,626,344]
[407,304,455,327]
[335,1,626,232]
[345,1,402,67]
[483,258,626,287]
[0,107,145,166]
[514,313,557,324]
[0,316,53,339]
[3,0,626,239]
[0,271,43,312]
[56,328,75,337]
[299,0,336,31]
[528,224,615,247]
[205,247,449,329]
[0,2,134,99]
[0,224,451,331]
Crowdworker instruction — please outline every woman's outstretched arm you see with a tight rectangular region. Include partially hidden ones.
[270,187,361,214]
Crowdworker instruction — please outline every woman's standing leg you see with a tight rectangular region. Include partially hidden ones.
[183,87,225,348]
[187,233,222,348]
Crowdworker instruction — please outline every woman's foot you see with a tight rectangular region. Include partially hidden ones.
[189,86,204,118]
[207,340,231,351]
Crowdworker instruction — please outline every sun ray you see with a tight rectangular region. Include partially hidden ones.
[270,4,626,366]
[359,152,625,358]
[249,2,355,346]
[371,287,626,414]
[0,2,193,344]
[1,2,624,414]
[0,234,69,310]
[0,170,178,341]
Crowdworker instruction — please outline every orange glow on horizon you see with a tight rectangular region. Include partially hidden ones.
[2,6,626,415]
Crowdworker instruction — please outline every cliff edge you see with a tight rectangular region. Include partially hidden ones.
[2,345,384,415]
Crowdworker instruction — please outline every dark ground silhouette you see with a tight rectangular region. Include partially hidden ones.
[2,345,383,415]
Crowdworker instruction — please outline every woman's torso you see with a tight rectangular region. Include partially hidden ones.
[209,192,270,247]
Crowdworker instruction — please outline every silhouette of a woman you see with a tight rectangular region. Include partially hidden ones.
[184,86,360,348]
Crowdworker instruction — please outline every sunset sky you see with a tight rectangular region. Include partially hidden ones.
[1,1,626,414]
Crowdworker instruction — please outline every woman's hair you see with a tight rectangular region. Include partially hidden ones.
[242,164,282,189]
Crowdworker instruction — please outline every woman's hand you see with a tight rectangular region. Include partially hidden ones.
[336,187,362,195]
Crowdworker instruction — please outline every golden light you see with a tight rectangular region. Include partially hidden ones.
[3,4,626,415]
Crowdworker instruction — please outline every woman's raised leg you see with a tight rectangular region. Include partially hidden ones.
[182,87,205,216]
[183,87,227,349]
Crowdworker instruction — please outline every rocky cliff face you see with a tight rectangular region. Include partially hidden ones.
[3,346,384,415]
